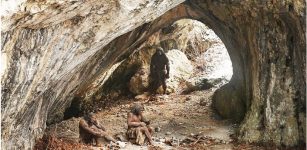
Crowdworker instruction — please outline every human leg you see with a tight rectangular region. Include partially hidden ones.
[95,137,104,147]
[104,134,116,143]
[147,126,153,134]
[162,78,167,94]
[140,127,153,145]
[98,130,116,143]
[150,74,161,95]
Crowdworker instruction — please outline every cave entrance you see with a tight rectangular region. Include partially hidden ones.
[63,18,234,113]
[127,18,236,144]
[61,4,245,149]
[61,3,247,126]
[63,18,236,145]
[158,19,233,94]
[91,18,234,96]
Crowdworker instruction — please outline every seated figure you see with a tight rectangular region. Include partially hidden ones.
[126,103,153,145]
[79,113,116,146]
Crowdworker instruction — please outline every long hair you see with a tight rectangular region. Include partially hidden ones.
[130,103,144,115]
[84,112,95,122]
[156,47,164,55]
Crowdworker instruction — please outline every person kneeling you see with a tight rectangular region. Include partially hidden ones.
[127,104,153,145]
[79,113,116,146]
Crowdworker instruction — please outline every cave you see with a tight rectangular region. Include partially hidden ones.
[1,0,305,149]
[61,18,234,122]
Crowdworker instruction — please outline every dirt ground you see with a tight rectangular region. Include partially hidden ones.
[39,87,273,150]
[36,42,270,150]
[95,89,235,150]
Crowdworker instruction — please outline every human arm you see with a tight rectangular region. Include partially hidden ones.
[150,55,156,75]
[93,120,106,131]
[79,119,102,136]
[165,55,170,78]
[127,113,146,127]
[140,114,150,125]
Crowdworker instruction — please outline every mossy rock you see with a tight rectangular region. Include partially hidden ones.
[212,83,246,122]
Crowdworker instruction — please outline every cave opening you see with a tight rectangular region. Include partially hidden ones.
[63,18,234,121]
[61,18,238,147]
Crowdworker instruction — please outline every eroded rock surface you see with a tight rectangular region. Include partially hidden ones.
[1,0,185,149]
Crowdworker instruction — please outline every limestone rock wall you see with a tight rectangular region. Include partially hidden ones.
[158,19,222,60]
[1,0,184,149]
[185,0,306,146]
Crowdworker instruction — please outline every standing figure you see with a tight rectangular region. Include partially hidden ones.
[126,104,153,145]
[149,47,170,94]
[79,113,116,146]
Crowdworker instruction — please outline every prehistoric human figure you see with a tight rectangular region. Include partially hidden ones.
[149,47,170,94]
[79,113,116,146]
[126,103,154,145]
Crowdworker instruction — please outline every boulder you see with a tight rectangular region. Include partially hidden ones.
[47,117,81,143]
[212,83,246,122]
[129,66,150,95]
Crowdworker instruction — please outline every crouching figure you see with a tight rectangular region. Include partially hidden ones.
[127,104,154,145]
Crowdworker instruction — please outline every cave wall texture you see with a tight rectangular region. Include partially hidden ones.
[1,0,305,149]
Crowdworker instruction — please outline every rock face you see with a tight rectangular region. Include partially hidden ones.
[1,0,185,149]
[46,117,81,143]
[158,19,221,60]
[129,66,149,95]
[165,49,193,93]
[1,0,305,149]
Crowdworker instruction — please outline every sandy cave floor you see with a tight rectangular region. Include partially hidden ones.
[40,88,272,150]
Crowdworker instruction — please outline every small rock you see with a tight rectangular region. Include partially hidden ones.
[165,137,171,142]
[115,134,128,142]
[135,94,148,100]
[186,97,191,101]
[154,127,161,132]
[116,141,126,148]
[166,132,171,135]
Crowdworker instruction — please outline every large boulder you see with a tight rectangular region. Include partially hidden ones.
[47,117,81,143]
[129,66,150,95]
[212,83,246,122]
[159,19,222,60]
[165,49,193,93]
